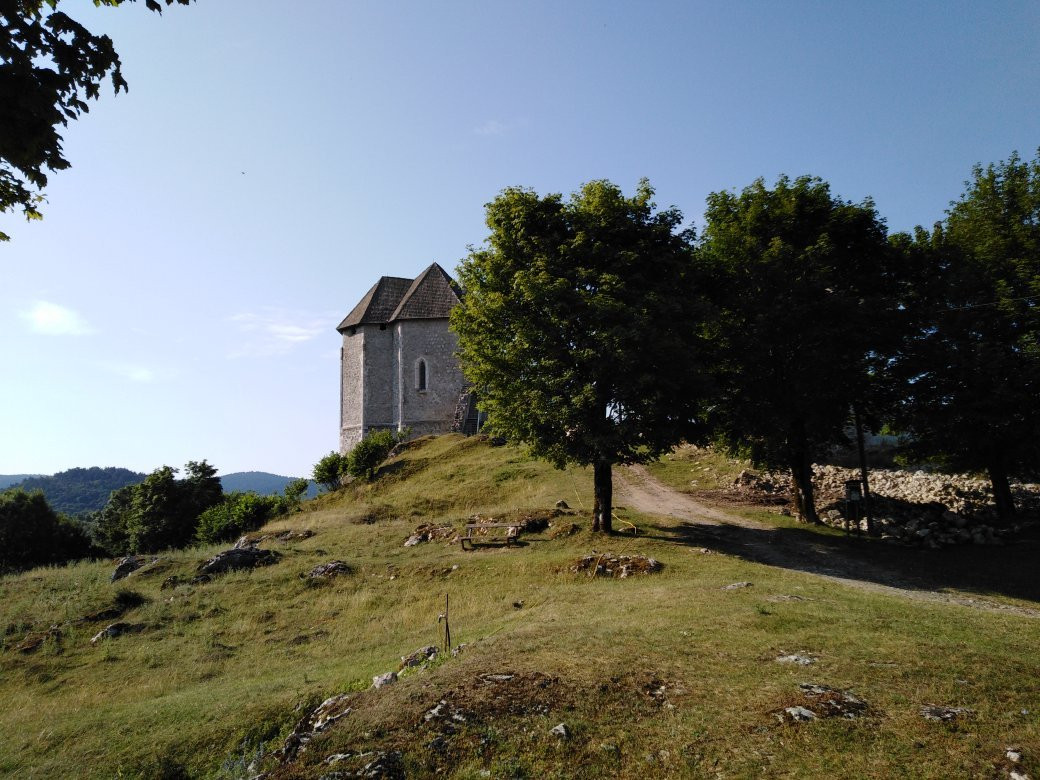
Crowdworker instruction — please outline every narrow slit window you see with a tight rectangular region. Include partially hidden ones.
[417,359,427,391]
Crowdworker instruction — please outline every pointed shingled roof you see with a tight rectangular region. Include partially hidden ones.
[336,275,413,331]
[388,263,462,321]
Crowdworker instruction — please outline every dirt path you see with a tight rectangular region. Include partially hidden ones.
[616,465,1040,619]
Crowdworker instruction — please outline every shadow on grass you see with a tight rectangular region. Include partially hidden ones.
[643,516,1040,605]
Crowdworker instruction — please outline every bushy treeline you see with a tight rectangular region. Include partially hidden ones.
[693,153,1040,521]
[0,460,309,573]
[195,481,307,544]
[453,150,1040,525]
[92,462,308,554]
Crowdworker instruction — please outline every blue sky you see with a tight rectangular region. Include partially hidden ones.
[1,0,1038,477]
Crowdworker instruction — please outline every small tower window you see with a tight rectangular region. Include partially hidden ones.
[417,358,428,391]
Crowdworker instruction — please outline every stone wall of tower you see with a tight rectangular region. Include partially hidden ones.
[340,312,466,453]
[361,325,395,432]
[394,318,465,437]
[339,328,365,453]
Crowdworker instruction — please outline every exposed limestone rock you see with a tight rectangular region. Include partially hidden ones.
[14,627,60,654]
[777,684,868,721]
[424,699,467,724]
[570,553,661,578]
[197,547,280,576]
[776,653,816,666]
[90,622,144,644]
[780,706,817,722]
[355,750,404,779]
[234,529,314,549]
[551,722,570,739]
[721,581,753,590]
[372,671,397,689]
[403,524,458,547]
[305,560,351,579]
[920,705,975,722]
[111,556,150,582]
[276,692,355,763]
[399,645,438,669]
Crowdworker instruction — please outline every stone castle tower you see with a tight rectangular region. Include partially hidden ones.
[337,263,469,452]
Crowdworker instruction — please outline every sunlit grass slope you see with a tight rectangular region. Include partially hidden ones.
[1,435,1038,779]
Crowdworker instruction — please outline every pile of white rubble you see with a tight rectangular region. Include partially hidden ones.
[742,465,1039,547]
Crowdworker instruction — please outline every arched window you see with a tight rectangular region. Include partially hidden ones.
[417,358,428,391]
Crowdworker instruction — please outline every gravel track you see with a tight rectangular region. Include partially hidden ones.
[616,464,1040,619]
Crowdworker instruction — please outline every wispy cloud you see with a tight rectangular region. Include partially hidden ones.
[21,301,95,336]
[228,310,332,357]
[474,119,506,136]
[101,362,157,383]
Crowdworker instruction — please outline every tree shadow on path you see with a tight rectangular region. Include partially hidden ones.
[618,466,1040,610]
[651,518,1040,606]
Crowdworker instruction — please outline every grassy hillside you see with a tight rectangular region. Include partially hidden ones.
[1,435,1038,779]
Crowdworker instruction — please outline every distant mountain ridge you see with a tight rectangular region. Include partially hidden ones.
[220,471,318,498]
[0,475,38,490]
[1,468,318,514]
[3,467,147,515]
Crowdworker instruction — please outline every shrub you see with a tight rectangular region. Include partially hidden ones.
[195,492,282,544]
[346,429,402,481]
[312,451,349,492]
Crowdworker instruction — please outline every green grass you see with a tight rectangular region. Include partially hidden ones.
[1,435,1038,778]
[646,443,752,492]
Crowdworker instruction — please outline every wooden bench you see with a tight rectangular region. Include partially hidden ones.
[460,522,521,550]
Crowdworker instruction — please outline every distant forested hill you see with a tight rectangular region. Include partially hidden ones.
[0,475,36,490]
[220,472,318,498]
[5,467,146,515]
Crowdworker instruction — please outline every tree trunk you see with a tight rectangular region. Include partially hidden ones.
[593,460,613,533]
[987,463,1016,522]
[852,406,873,534]
[789,450,820,524]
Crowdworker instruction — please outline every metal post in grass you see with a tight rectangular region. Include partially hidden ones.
[441,593,452,654]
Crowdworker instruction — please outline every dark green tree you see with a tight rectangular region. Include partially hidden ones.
[1,0,190,240]
[452,179,711,532]
[282,477,309,508]
[0,488,93,572]
[699,175,900,523]
[889,151,1040,519]
[91,480,134,553]
[91,460,223,553]
[181,459,223,519]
